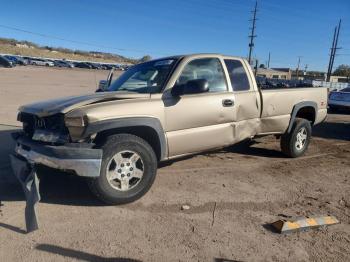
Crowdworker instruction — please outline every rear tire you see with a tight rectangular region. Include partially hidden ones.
[280,118,312,158]
[88,134,157,205]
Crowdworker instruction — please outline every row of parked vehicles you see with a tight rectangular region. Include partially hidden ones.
[256,77,314,89]
[0,54,130,70]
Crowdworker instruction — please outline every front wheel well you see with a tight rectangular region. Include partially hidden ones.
[94,126,162,161]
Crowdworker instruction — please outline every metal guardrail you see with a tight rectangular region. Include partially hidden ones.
[312,80,350,91]
[256,77,349,90]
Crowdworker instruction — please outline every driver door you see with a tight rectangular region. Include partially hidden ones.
[163,57,235,157]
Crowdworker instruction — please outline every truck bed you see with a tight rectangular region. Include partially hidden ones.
[258,87,328,134]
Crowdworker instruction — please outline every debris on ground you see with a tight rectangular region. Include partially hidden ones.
[181,205,191,210]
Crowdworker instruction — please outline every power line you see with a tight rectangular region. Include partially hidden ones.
[248,1,258,65]
[0,24,162,55]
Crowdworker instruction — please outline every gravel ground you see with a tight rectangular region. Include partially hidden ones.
[0,66,349,262]
[0,66,111,126]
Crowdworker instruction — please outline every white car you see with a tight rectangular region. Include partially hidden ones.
[328,87,350,111]
[30,59,54,67]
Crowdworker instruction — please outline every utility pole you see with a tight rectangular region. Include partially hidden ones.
[254,59,259,77]
[267,52,271,68]
[296,56,302,78]
[330,19,341,78]
[327,19,342,81]
[248,1,258,65]
[327,27,337,81]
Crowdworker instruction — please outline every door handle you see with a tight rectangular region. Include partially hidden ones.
[222,99,234,107]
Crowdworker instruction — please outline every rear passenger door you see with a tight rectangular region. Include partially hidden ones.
[224,59,261,142]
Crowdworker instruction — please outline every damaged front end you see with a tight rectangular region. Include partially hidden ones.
[11,112,102,232]
[13,112,102,178]
[18,112,70,144]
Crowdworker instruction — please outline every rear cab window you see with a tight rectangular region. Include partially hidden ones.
[224,59,251,91]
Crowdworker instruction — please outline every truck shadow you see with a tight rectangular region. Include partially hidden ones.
[312,113,350,141]
[36,244,142,262]
[0,167,103,206]
[226,140,285,158]
[35,244,240,262]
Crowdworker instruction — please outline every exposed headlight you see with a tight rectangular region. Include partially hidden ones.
[17,112,22,121]
[65,116,88,127]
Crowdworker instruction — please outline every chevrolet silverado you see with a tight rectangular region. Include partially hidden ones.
[12,54,328,204]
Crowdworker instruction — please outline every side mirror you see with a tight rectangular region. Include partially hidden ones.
[96,69,115,92]
[96,80,108,92]
[171,79,209,97]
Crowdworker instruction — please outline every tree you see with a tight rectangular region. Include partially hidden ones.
[333,64,350,77]
[139,55,152,63]
[259,63,266,69]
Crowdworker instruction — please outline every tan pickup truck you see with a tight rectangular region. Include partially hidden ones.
[13,54,328,204]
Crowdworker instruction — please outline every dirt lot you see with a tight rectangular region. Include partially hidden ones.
[0,66,349,262]
[0,66,113,126]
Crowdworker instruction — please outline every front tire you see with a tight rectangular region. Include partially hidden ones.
[280,118,312,158]
[88,134,157,204]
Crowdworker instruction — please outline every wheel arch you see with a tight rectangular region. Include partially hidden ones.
[83,117,167,161]
[287,101,317,133]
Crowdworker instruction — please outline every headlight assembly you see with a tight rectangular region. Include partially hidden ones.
[65,116,88,127]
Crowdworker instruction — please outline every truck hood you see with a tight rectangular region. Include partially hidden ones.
[19,92,150,117]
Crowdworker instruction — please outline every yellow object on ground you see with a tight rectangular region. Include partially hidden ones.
[271,216,339,233]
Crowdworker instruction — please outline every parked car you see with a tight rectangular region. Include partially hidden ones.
[12,54,328,204]
[328,87,350,111]
[54,60,73,68]
[86,62,100,69]
[98,64,112,70]
[16,56,27,65]
[74,62,93,69]
[103,64,115,70]
[4,55,27,65]
[29,59,54,67]
[0,55,15,67]
[22,56,32,64]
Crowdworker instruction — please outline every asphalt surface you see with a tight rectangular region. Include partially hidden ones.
[0,66,349,262]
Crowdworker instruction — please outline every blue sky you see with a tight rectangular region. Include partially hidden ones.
[0,0,349,71]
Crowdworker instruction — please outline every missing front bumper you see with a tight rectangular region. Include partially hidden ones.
[13,134,102,177]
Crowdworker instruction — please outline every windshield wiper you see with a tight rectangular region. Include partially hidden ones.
[115,88,138,92]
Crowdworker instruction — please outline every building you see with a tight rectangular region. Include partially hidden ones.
[256,68,292,80]
[290,70,327,81]
[329,75,350,83]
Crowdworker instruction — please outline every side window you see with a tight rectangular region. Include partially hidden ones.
[177,58,227,92]
[224,59,251,91]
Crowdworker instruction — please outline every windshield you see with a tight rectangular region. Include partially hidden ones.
[108,58,177,93]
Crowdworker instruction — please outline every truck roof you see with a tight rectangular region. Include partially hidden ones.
[150,53,245,63]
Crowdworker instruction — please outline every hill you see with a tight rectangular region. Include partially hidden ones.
[0,37,146,64]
